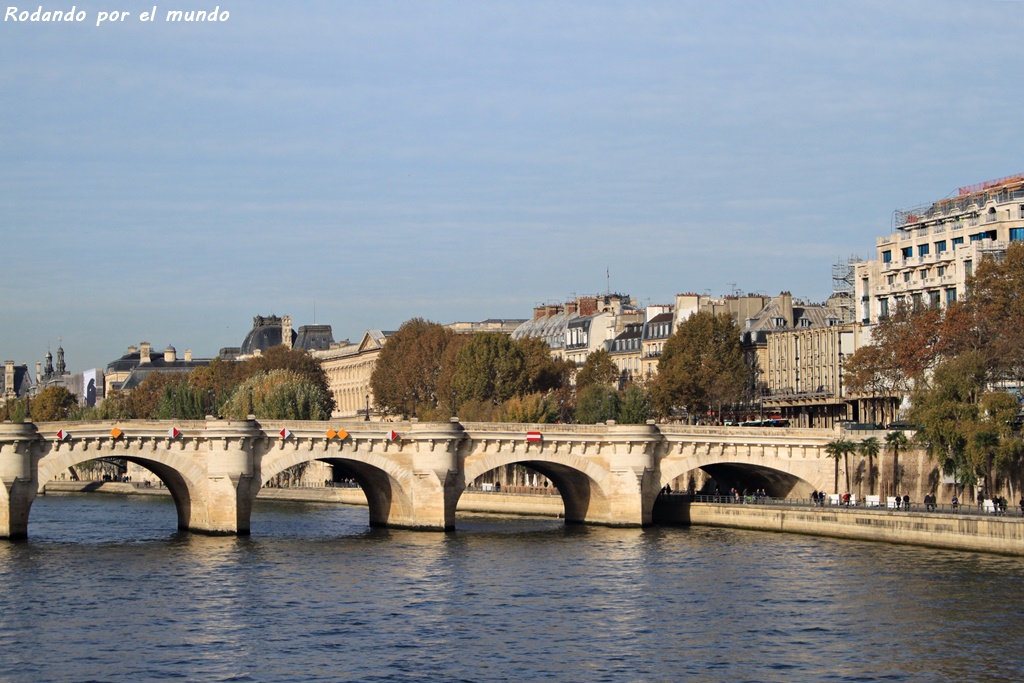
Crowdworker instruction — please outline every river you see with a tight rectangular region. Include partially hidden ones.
[1,493,1022,682]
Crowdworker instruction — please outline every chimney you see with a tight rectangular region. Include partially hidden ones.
[533,306,546,321]
[35,361,41,383]
[140,342,151,364]
[579,297,598,317]
[282,315,293,349]
[565,301,579,316]
[128,345,138,354]
[164,346,176,363]
[185,349,192,362]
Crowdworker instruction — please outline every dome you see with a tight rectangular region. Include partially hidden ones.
[240,315,297,356]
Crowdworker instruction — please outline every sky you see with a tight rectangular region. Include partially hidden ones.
[3,0,1024,372]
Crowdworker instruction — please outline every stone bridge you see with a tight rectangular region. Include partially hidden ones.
[0,418,841,538]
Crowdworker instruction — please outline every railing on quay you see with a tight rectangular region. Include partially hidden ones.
[660,492,1024,519]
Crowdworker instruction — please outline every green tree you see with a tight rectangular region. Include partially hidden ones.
[221,370,330,420]
[824,438,856,494]
[575,384,620,424]
[858,436,880,495]
[451,333,528,406]
[153,379,207,420]
[240,345,336,416]
[370,319,460,418]
[574,349,618,391]
[29,386,78,422]
[652,311,747,422]
[617,384,651,424]
[885,430,910,497]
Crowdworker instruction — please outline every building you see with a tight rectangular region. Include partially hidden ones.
[640,309,674,379]
[512,293,639,367]
[2,361,33,401]
[105,342,211,393]
[446,319,527,335]
[762,323,865,428]
[855,174,1024,324]
[313,330,392,419]
[607,321,644,387]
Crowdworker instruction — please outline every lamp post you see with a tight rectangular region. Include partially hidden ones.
[364,394,370,422]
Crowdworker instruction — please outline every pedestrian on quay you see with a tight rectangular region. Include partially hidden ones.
[894,494,901,510]
[951,495,959,512]
[903,494,910,511]
[1019,497,1024,517]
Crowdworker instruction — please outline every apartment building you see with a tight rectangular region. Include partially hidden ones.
[855,174,1024,323]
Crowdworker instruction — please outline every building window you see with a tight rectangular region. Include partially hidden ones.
[965,260,973,277]
[882,250,892,263]
[937,265,946,277]
[946,288,957,305]
[930,291,941,309]
[953,236,964,248]
[901,246,913,259]
[912,293,923,310]
[1011,227,1024,242]
[879,298,889,319]
[919,243,930,256]
[887,274,895,285]
[903,271,911,283]
[935,240,947,253]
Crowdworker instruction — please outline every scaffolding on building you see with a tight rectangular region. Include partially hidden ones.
[831,255,862,323]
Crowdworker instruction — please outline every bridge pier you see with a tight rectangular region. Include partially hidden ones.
[192,420,262,535]
[590,423,660,527]
[0,423,40,539]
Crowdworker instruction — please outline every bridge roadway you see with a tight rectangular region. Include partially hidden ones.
[0,418,838,538]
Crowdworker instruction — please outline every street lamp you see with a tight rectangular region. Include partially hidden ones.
[364,394,370,422]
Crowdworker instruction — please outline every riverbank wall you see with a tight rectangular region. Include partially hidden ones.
[653,499,1024,556]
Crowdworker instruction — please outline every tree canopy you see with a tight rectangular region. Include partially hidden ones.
[652,311,748,420]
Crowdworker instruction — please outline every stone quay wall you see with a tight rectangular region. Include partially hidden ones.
[654,500,1024,556]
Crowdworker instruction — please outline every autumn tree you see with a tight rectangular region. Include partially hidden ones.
[617,384,652,424]
[370,318,460,418]
[30,386,78,422]
[652,311,748,421]
[517,336,574,394]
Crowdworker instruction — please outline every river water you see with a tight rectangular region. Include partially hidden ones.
[1,493,1023,682]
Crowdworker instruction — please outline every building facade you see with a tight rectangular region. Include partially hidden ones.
[855,174,1024,324]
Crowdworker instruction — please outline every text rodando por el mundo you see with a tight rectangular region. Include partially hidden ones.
[5,5,230,25]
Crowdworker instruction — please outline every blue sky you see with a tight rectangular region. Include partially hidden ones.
[2,0,1023,372]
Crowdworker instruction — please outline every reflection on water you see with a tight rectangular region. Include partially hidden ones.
[0,493,1023,682]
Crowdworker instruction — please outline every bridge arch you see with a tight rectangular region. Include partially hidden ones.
[260,446,415,528]
[461,447,613,524]
[658,456,817,499]
[37,447,211,532]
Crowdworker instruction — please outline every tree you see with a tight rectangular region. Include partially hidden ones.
[574,384,620,424]
[858,436,880,495]
[499,393,559,424]
[153,379,207,420]
[30,386,78,422]
[965,242,1024,385]
[221,370,330,420]
[370,319,460,418]
[240,345,336,416]
[517,336,574,394]
[574,349,618,391]
[451,333,528,406]
[825,438,856,494]
[617,384,652,424]
[652,311,747,421]
[885,430,910,497]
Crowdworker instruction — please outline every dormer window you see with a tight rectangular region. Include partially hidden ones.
[773,317,785,328]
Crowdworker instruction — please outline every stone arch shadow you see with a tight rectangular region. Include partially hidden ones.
[260,447,414,528]
[460,449,613,524]
[38,449,210,532]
